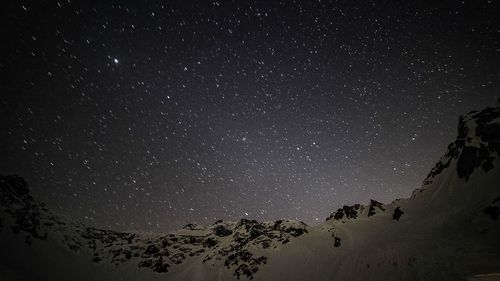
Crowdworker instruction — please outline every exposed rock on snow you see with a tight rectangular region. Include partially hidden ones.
[326,204,361,221]
[0,175,308,279]
[367,199,385,217]
[424,107,500,184]
[392,207,403,221]
[326,199,386,221]
[334,237,341,247]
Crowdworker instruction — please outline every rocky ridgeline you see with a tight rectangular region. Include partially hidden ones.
[325,199,386,222]
[325,107,500,232]
[0,175,308,280]
[423,107,500,186]
[324,198,405,248]
[86,218,308,279]
[2,106,499,281]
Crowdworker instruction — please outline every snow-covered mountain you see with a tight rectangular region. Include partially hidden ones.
[1,106,500,281]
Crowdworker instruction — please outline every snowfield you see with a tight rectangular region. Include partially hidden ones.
[1,106,500,281]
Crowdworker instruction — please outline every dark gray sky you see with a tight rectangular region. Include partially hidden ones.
[1,0,498,232]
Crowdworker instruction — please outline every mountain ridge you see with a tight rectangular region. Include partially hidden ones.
[1,106,500,281]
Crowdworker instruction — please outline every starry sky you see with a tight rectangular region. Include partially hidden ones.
[1,1,498,232]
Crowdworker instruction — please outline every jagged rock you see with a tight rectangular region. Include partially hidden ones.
[326,201,385,221]
[368,200,385,217]
[143,244,160,256]
[272,220,308,236]
[204,237,218,247]
[425,107,500,184]
[214,225,233,237]
[200,219,307,278]
[282,226,307,237]
[393,207,404,221]
[226,249,267,280]
[152,257,170,273]
[183,223,202,230]
[326,204,360,221]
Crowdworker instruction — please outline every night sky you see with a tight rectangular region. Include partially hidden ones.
[1,1,498,232]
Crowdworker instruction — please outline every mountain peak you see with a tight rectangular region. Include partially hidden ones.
[423,106,500,185]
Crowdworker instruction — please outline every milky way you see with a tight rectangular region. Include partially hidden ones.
[1,1,498,232]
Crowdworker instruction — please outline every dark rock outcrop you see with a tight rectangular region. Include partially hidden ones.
[368,200,385,217]
[326,200,386,221]
[424,107,500,184]
[202,219,307,279]
[334,237,341,247]
[484,196,500,220]
[214,225,233,237]
[326,204,362,221]
[393,207,404,221]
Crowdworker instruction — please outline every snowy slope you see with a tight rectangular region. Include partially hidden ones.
[1,106,500,281]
